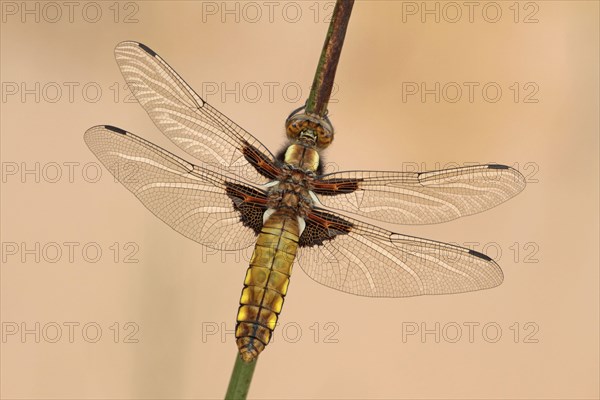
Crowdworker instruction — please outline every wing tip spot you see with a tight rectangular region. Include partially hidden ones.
[469,249,493,262]
[105,125,127,135]
[138,43,157,57]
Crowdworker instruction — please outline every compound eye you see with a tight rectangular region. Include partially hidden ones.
[286,121,302,140]
[317,129,334,148]
[285,112,334,147]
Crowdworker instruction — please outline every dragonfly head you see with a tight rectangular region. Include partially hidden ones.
[285,108,334,149]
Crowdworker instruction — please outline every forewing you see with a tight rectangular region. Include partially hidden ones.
[114,41,279,183]
[297,210,503,297]
[84,125,268,250]
[312,164,526,225]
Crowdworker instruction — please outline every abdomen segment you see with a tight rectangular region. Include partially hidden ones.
[236,209,299,361]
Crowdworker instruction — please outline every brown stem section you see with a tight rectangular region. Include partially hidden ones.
[305,0,355,117]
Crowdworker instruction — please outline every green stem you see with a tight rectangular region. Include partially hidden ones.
[225,354,258,400]
[305,0,355,117]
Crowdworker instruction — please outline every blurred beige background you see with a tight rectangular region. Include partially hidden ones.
[1,1,598,399]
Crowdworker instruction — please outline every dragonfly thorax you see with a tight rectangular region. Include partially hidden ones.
[267,167,315,217]
[284,144,320,172]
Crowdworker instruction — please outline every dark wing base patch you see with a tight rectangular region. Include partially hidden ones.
[311,178,363,195]
[242,142,281,180]
[225,182,268,235]
[299,210,354,247]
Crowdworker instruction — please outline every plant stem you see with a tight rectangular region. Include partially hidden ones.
[225,354,257,400]
[305,0,355,117]
[224,2,354,399]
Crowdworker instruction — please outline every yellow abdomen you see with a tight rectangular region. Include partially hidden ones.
[236,209,299,361]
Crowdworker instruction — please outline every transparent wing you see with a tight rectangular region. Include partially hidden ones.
[297,210,503,297]
[114,41,279,184]
[312,164,526,225]
[84,125,269,251]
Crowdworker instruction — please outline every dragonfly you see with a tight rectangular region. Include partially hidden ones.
[85,41,526,362]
